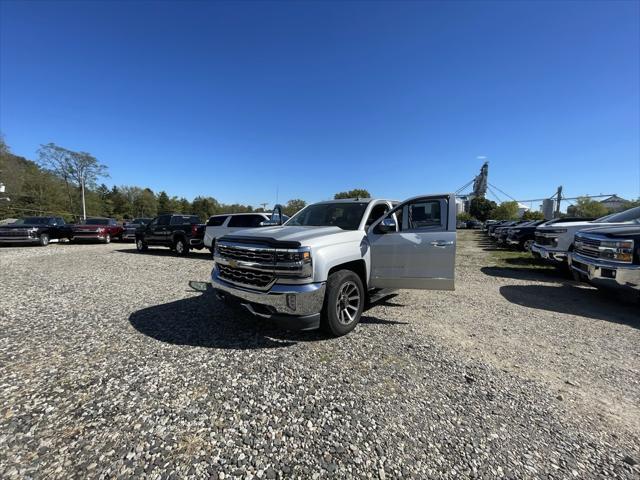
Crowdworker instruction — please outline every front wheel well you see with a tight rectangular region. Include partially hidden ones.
[327,260,367,291]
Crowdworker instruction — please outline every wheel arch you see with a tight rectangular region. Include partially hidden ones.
[327,259,367,291]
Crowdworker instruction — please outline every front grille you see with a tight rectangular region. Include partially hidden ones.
[574,239,601,258]
[535,234,556,246]
[0,229,32,237]
[217,245,274,263]
[218,264,274,288]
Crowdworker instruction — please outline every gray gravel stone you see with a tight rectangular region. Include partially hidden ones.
[0,235,638,479]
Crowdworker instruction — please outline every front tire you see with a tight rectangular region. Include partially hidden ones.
[39,233,50,247]
[102,234,111,244]
[321,270,364,337]
[136,238,148,252]
[174,237,189,256]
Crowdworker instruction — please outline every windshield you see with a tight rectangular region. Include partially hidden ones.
[593,206,640,224]
[15,217,50,224]
[287,202,368,230]
[83,219,109,225]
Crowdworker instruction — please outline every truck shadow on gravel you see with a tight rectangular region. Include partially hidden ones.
[129,290,407,349]
[481,266,569,284]
[115,248,212,260]
[499,284,639,329]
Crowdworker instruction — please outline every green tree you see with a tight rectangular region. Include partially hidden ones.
[157,191,171,214]
[283,199,306,216]
[457,212,473,222]
[134,188,158,217]
[468,197,496,221]
[522,210,544,221]
[191,196,221,220]
[567,197,609,218]
[492,201,520,220]
[334,189,371,199]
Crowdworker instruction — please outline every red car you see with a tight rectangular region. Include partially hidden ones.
[71,218,123,243]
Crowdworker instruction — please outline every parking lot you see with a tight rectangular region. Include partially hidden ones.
[1,230,638,479]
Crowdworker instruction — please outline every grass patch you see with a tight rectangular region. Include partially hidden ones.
[488,249,553,270]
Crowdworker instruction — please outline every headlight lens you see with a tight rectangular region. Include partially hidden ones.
[275,248,312,278]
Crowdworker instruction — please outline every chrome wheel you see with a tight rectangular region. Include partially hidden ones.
[136,239,143,250]
[524,239,534,252]
[176,240,184,254]
[335,281,361,325]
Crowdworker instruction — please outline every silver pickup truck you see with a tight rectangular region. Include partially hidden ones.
[211,194,456,336]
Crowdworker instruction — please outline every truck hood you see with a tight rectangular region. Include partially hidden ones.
[540,220,636,232]
[579,224,640,238]
[221,225,362,248]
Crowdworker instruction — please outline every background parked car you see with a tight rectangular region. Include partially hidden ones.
[203,213,271,252]
[532,206,640,264]
[122,218,152,241]
[0,216,71,246]
[568,225,640,295]
[506,218,591,251]
[71,218,124,243]
[135,214,204,255]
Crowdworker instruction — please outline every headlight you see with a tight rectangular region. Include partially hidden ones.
[275,248,312,278]
[599,239,634,262]
[511,229,520,233]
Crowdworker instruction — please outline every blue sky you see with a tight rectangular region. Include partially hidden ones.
[1,0,639,208]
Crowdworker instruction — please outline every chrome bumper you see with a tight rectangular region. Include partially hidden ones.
[0,237,39,244]
[531,244,567,262]
[506,237,520,246]
[211,268,326,329]
[569,252,640,291]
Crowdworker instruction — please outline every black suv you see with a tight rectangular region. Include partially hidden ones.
[135,214,204,255]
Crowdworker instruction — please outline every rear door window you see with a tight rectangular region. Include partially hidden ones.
[228,215,265,228]
[207,215,228,227]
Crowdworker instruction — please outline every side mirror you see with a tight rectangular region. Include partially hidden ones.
[376,217,397,234]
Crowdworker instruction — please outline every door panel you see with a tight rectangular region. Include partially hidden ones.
[368,194,456,290]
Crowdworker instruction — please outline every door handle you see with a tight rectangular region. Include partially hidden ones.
[430,240,454,247]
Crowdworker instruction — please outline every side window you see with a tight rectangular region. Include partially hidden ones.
[228,215,250,228]
[58,217,65,225]
[373,198,447,233]
[403,200,444,231]
[248,215,266,227]
[148,218,158,228]
[158,215,171,226]
[366,203,390,228]
[207,216,228,227]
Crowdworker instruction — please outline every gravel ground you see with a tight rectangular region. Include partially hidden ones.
[0,232,638,479]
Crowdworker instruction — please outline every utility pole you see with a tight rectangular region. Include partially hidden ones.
[80,171,87,220]
[260,202,268,211]
[554,186,563,218]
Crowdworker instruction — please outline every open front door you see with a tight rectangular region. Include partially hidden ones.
[367,193,456,290]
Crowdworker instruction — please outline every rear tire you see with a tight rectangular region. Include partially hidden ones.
[174,237,189,256]
[39,233,50,247]
[321,270,364,337]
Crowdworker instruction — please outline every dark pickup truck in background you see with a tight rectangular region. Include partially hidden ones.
[568,225,640,294]
[122,218,153,241]
[0,216,72,246]
[135,214,204,255]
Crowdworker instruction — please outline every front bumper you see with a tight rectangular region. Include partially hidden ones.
[569,252,640,291]
[0,237,39,244]
[531,244,567,263]
[211,268,325,330]
[506,237,521,246]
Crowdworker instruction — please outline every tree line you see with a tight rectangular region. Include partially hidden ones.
[0,137,372,222]
[458,195,639,223]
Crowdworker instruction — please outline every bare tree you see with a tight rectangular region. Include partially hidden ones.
[38,144,108,219]
[38,143,76,215]
[68,151,108,220]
